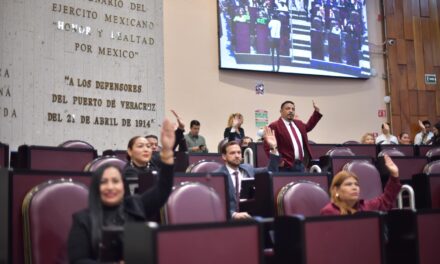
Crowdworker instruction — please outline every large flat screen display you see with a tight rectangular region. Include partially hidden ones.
[218,0,371,78]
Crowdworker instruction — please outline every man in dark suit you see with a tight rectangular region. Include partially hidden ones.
[216,127,279,220]
[264,100,322,172]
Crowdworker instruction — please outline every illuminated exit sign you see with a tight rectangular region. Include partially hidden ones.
[425,74,437,85]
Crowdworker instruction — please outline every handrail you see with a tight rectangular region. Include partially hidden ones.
[243,147,254,167]
[309,164,322,173]
[397,184,415,211]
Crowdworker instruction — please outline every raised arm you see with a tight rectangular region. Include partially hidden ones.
[305,100,323,132]
[365,155,401,211]
[171,110,187,151]
[138,119,175,215]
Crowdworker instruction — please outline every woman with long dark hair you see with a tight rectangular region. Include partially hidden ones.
[321,155,401,215]
[67,119,175,263]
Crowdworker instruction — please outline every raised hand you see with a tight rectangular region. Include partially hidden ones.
[263,126,277,148]
[160,119,176,152]
[383,122,390,132]
[312,100,320,113]
[171,110,184,130]
[384,154,399,178]
[418,120,426,133]
[232,115,242,128]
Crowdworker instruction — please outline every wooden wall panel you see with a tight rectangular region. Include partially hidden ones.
[397,39,407,65]
[437,91,440,116]
[421,18,435,77]
[388,43,401,115]
[385,0,440,136]
[413,0,421,16]
[430,0,439,19]
[413,16,426,90]
[434,66,440,90]
[429,0,440,66]
[392,115,402,136]
[385,0,395,15]
[409,90,419,115]
[425,91,437,120]
[398,66,411,124]
[417,91,429,116]
[386,0,405,39]
[406,41,417,90]
[404,0,415,39]
[421,0,430,17]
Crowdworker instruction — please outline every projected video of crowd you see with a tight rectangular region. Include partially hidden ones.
[218,0,371,78]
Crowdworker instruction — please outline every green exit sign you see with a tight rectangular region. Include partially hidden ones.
[425,74,437,84]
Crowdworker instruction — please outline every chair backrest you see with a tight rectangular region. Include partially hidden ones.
[326,147,355,157]
[277,181,329,217]
[186,160,223,173]
[22,179,88,264]
[426,147,440,159]
[343,160,382,200]
[102,150,128,161]
[343,140,360,145]
[378,148,405,157]
[83,156,127,172]
[174,173,230,218]
[162,182,226,224]
[187,153,223,166]
[58,140,94,149]
[217,138,229,153]
[423,160,440,175]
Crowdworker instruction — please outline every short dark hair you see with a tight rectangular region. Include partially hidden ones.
[381,122,391,129]
[190,120,200,128]
[145,134,158,140]
[243,136,253,142]
[221,141,240,154]
[280,100,294,109]
[422,120,431,126]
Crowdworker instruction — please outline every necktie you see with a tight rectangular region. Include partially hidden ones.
[233,170,240,211]
[289,122,304,160]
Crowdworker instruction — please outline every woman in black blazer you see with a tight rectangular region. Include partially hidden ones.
[67,119,175,264]
[224,113,245,142]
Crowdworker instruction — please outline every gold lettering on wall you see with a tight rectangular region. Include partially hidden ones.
[46,1,159,129]
[0,68,17,120]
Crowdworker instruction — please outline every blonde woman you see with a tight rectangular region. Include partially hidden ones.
[224,113,245,142]
[360,133,375,144]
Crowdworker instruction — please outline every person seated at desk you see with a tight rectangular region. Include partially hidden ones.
[321,155,401,215]
[185,120,208,153]
[427,121,440,146]
[414,120,434,145]
[122,135,159,195]
[398,132,411,145]
[67,119,175,264]
[216,127,279,220]
[375,122,398,145]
